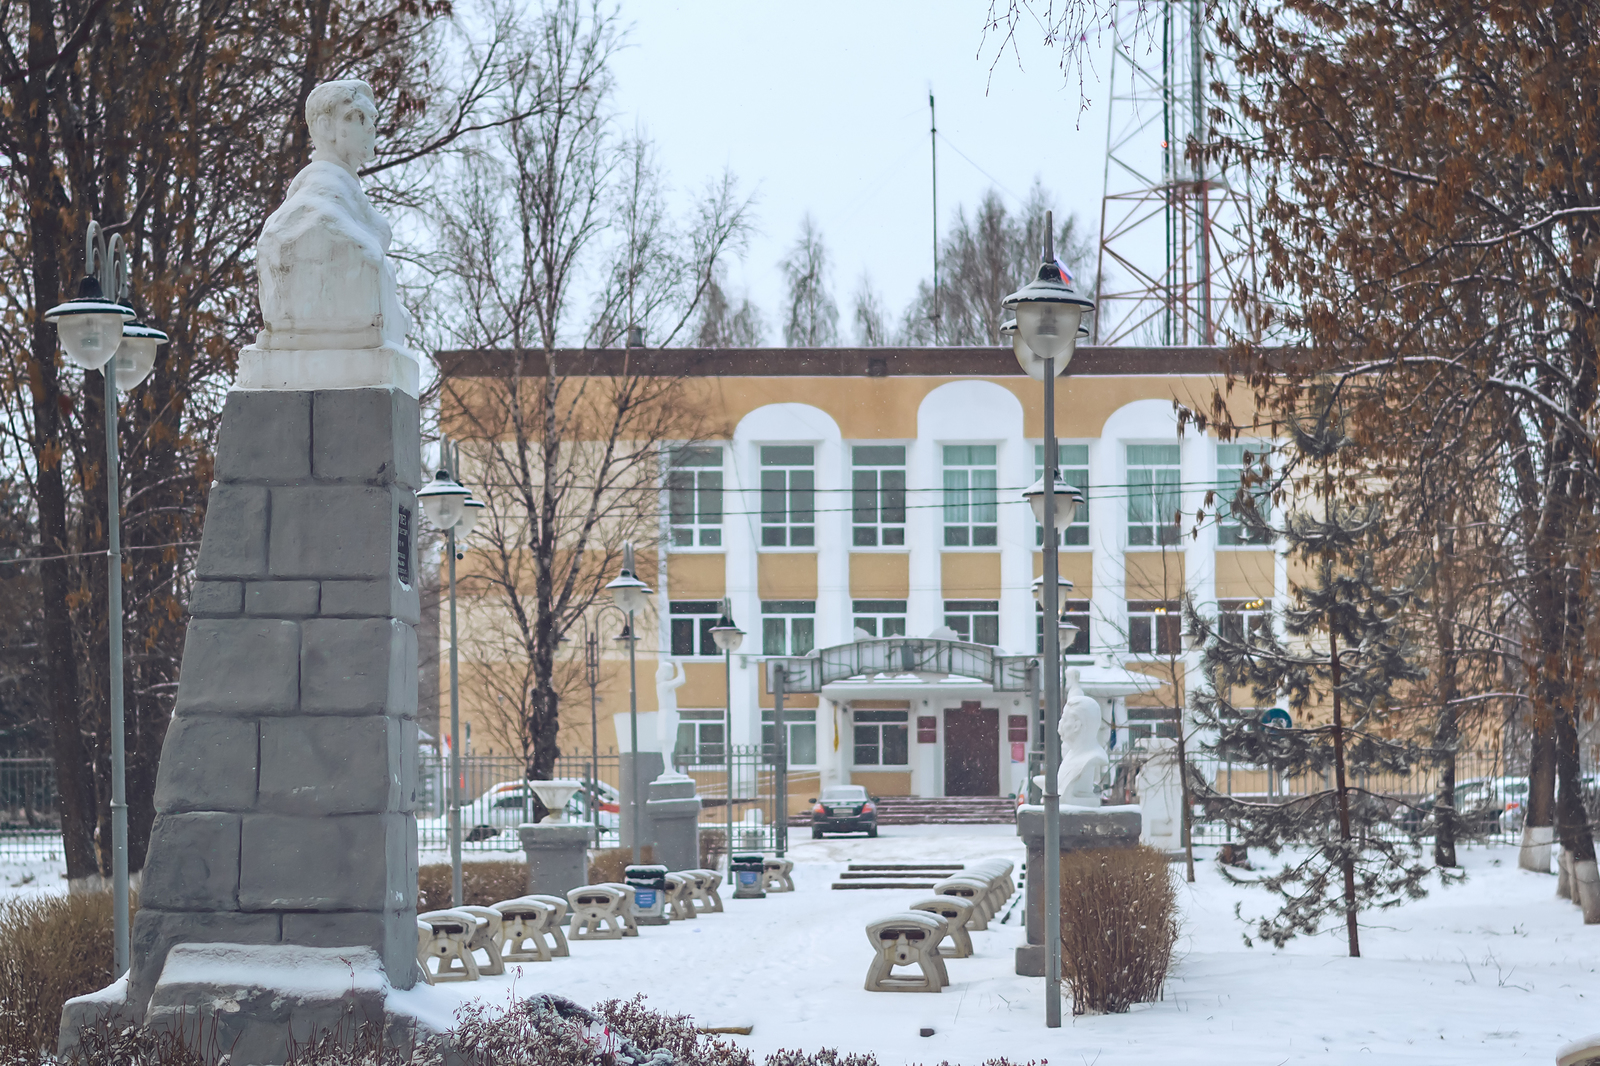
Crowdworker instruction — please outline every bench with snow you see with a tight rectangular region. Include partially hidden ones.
[932,876,996,930]
[863,911,951,993]
[909,895,976,958]
[567,884,636,940]
[663,873,697,920]
[490,895,569,961]
[1559,1034,1600,1066]
[967,859,1015,914]
[762,857,795,893]
[416,909,485,983]
[684,868,723,913]
[453,904,507,975]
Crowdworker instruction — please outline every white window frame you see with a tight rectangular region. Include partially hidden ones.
[669,600,724,658]
[1217,442,1274,547]
[762,708,818,767]
[941,444,999,548]
[943,599,1000,646]
[851,444,908,548]
[1127,443,1182,548]
[1034,442,1091,548]
[852,599,908,638]
[675,710,727,767]
[759,445,816,548]
[666,445,724,549]
[851,709,910,767]
[761,600,816,656]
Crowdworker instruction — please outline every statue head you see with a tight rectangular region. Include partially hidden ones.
[306,80,377,176]
[656,659,675,682]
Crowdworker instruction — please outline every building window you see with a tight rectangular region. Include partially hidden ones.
[1035,443,1090,547]
[1217,443,1273,546]
[1219,597,1269,643]
[669,600,723,657]
[852,599,907,638]
[1127,444,1181,547]
[853,710,909,766]
[761,600,816,656]
[852,445,906,547]
[1037,600,1091,655]
[944,599,1000,646]
[760,445,815,547]
[942,444,998,547]
[762,708,818,766]
[1128,599,1180,655]
[667,446,723,548]
[675,710,726,765]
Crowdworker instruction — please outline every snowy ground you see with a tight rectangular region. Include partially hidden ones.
[395,827,1599,1065]
[5,829,1594,1063]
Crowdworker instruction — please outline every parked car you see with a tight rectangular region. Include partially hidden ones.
[809,785,878,838]
[419,778,620,841]
[1394,777,1522,836]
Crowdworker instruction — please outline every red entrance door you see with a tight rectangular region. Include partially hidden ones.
[943,702,999,796]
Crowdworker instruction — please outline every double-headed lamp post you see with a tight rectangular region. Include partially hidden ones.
[604,542,653,864]
[44,221,168,977]
[708,599,744,879]
[1002,209,1094,1029]
[417,461,479,907]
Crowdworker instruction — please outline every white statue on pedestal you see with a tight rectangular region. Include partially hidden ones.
[1042,668,1109,806]
[654,658,689,781]
[1136,738,1184,850]
[241,79,419,395]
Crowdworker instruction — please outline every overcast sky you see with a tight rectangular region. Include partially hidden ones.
[608,1,1116,344]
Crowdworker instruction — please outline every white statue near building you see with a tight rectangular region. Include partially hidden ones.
[654,658,688,781]
[1136,738,1184,850]
[1035,667,1109,806]
[241,79,419,394]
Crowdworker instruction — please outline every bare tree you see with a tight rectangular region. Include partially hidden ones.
[434,0,751,777]
[851,274,890,347]
[694,275,767,347]
[780,214,839,347]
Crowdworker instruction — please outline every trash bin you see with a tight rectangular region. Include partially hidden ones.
[731,854,766,899]
[625,863,670,925]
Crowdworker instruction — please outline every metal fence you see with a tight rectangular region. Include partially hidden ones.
[1100,745,1576,848]
[671,743,798,854]
[417,752,624,856]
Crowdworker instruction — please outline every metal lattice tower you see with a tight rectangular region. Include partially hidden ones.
[1092,0,1257,347]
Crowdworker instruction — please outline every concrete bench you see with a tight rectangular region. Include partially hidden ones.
[525,893,571,956]
[566,885,632,940]
[416,909,483,982]
[932,877,993,930]
[967,860,1014,913]
[453,904,506,976]
[490,897,558,962]
[685,868,723,913]
[663,873,697,921]
[595,882,641,936]
[909,896,976,959]
[762,857,795,893]
[864,911,950,993]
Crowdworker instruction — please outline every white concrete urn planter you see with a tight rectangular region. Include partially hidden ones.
[528,779,584,823]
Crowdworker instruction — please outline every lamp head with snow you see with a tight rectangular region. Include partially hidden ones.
[416,469,471,529]
[112,321,169,391]
[456,496,485,538]
[1031,573,1075,613]
[1001,210,1095,372]
[1022,474,1083,531]
[709,597,745,653]
[605,541,653,614]
[45,275,136,371]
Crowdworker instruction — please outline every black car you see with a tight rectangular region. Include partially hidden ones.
[810,785,878,838]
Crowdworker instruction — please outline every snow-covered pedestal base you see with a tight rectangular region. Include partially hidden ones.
[520,822,591,898]
[60,944,448,1066]
[236,345,420,398]
[1013,804,1141,977]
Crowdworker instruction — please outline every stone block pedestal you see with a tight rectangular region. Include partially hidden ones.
[619,752,664,852]
[646,777,703,872]
[1014,804,1141,977]
[125,388,422,1020]
[520,823,590,898]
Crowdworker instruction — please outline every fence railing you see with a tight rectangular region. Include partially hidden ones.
[416,752,625,855]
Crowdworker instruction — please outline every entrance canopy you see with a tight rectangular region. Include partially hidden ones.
[763,637,1037,694]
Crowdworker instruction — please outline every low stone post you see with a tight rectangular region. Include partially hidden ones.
[646,778,703,872]
[1014,805,1141,977]
[520,823,591,898]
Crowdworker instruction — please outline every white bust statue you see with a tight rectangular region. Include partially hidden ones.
[1056,668,1109,805]
[255,80,414,357]
[654,658,688,779]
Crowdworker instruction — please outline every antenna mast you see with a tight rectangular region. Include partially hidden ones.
[930,91,940,344]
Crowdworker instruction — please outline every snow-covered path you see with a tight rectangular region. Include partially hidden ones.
[390,826,1599,1064]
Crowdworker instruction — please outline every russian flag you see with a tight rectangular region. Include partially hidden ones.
[1056,257,1074,285]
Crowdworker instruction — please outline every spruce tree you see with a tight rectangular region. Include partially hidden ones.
[1188,412,1449,955]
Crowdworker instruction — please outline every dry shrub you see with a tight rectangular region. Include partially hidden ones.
[0,891,124,1056]
[416,862,526,909]
[1058,845,1179,1015]
[699,829,727,870]
[586,845,654,885]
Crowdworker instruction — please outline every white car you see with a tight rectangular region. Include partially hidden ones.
[419,779,620,842]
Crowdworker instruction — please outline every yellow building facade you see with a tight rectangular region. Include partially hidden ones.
[442,344,1278,799]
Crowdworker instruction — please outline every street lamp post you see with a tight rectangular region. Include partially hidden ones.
[44,221,167,977]
[1003,210,1094,1029]
[604,542,653,864]
[417,454,476,907]
[709,599,745,878]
